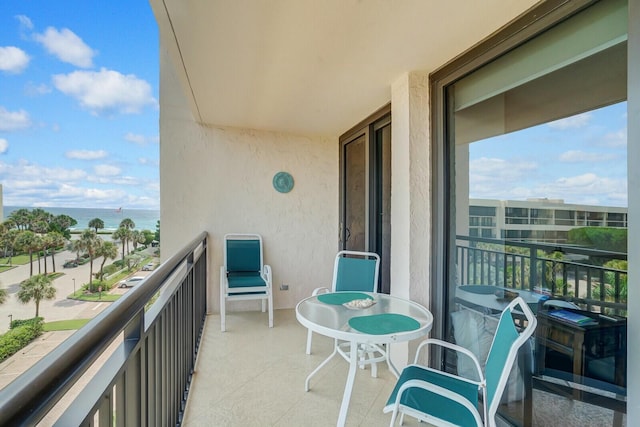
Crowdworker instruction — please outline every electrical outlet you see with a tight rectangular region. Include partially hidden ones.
[280,284,289,291]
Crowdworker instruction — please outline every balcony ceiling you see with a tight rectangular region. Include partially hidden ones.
[150,0,538,136]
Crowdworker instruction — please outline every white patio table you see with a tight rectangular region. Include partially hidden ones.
[296,292,433,427]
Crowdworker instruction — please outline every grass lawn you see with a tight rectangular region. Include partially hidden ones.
[70,291,120,302]
[44,319,91,331]
[0,254,30,265]
[0,265,15,273]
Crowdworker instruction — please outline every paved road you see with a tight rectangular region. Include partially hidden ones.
[0,248,154,334]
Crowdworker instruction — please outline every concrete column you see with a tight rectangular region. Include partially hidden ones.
[390,71,431,367]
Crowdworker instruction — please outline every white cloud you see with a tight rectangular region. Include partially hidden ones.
[558,150,617,163]
[0,46,30,73]
[547,112,592,130]
[138,157,159,166]
[94,164,121,176]
[600,129,627,148]
[34,27,96,68]
[0,139,9,154]
[124,132,147,145]
[53,68,157,115]
[65,149,108,160]
[24,81,52,96]
[0,106,31,131]
[15,15,33,31]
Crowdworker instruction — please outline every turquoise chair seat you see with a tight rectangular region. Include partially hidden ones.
[385,366,480,427]
[227,273,267,288]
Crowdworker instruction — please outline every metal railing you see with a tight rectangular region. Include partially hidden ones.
[0,232,208,426]
[456,235,627,315]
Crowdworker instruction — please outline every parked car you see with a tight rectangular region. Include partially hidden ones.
[118,276,145,288]
[63,259,78,268]
[142,263,155,271]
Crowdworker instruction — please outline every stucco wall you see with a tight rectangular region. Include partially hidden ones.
[159,50,339,312]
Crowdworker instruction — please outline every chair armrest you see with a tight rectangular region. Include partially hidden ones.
[262,264,272,286]
[311,287,330,296]
[414,338,484,382]
[387,378,483,426]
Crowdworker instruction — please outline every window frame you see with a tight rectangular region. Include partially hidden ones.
[428,0,599,365]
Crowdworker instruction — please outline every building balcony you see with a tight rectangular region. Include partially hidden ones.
[0,233,626,426]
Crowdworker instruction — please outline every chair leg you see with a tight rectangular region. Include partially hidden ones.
[267,292,273,328]
[306,329,313,354]
[220,268,226,332]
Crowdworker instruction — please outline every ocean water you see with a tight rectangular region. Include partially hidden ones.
[3,206,159,232]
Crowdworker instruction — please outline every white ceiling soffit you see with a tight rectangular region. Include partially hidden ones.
[151,0,538,136]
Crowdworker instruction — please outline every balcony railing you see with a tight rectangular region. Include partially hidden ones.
[456,235,628,315]
[0,232,208,426]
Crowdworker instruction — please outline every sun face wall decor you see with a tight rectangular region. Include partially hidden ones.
[273,171,294,193]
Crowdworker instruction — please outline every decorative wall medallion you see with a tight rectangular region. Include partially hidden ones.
[273,171,294,193]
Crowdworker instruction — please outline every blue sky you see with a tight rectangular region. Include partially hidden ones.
[469,102,628,207]
[0,1,159,210]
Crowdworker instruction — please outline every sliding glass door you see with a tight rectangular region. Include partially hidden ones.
[434,1,628,425]
[340,106,391,293]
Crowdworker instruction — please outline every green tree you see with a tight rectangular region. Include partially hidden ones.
[88,218,105,233]
[9,208,31,231]
[0,227,19,265]
[17,274,56,317]
[568,227,627,253]
[155,220,160,242]
[50,214,77,238]
[78,230,101,291]
[131,230,146,252]
[46,231,66,273]
[119,218,136,254]
[112,227,130,262]
[96,240,119,281]
[68,239,83,262]
[142,229,155,246]
[15,230,39,277]
[119,218,136,230]
[124,253,143,271]
[0,286,7,305]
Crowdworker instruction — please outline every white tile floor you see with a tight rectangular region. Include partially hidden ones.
[182,309,408,427]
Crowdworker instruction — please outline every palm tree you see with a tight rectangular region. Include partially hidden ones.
[68,239,83,262]
[119,218,136,230]
[96,241,119,281]
[131,230,146,252]
[112,227,130,262]
[15,230,38,276]
[9,208,31,231]
[47,232,67,273]
[17,274,56,317]
[119,218,136,255]
[88,218,105,233]
[78,230,101,291]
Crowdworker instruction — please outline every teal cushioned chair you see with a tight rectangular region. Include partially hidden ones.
[220,233,273,332]
[383,296,537,427]
[306,250,383,375]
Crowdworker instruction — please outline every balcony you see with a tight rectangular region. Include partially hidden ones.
[0,233,627,426]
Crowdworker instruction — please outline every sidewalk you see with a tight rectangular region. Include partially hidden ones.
[0,330,75,389]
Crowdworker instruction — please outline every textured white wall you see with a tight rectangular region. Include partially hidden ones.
[390,71,432,368]
[159,49,339,312]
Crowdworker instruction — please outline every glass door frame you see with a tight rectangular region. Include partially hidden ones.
[429,0,599,366]
[339,103,391,292]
